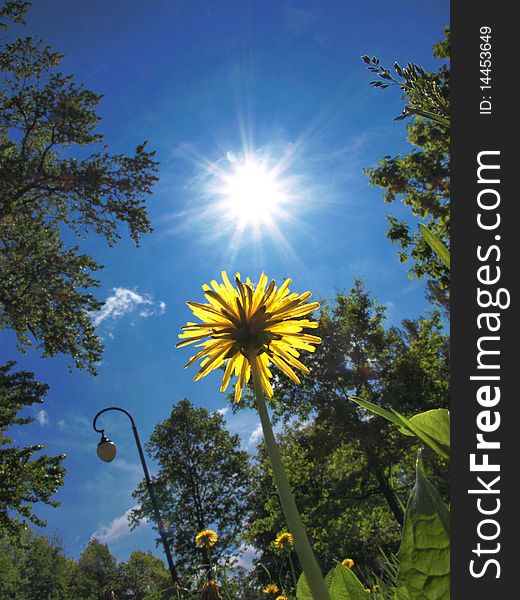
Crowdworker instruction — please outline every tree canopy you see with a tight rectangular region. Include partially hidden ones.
[0,530,175,599]
[0,361,65,534]
[0,0,159,372]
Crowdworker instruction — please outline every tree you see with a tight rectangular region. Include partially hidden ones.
[363,29,450,308]
[0,529,74,600]
[0,0,159,372]
[72,538,118,600]
[247,422,405,582]
[0,530,177,600]
[0,361,65,534]
[243,281,449,572]
[115,550,174,600]
[130,399,251,575]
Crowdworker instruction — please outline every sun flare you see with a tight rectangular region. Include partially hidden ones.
[177,144,315,262]
[218,156,286,225]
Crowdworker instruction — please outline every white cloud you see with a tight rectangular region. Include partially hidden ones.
[216,406,229,417]
[92,505,147,543]
[237,543,259,569]
[112,459,144,477]
[36,410,49,427]
[91,287,166,327]
[248,423,263,446]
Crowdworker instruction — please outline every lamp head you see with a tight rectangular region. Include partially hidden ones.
[97,432,117,462]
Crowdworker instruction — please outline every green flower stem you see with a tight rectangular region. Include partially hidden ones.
[249,354,331,600]
[288,553,298,590]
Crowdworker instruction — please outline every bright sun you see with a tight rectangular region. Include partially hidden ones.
[218,157,286,226]
[193,147,309,258]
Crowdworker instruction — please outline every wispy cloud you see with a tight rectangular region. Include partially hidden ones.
[216,406,229,417]
[55,414,91,435]
[112,459,144,477]
[36,410,49,427]
[92,505,147,543]
[91,287,166,327]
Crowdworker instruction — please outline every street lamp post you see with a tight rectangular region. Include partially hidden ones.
[92,406,180,588]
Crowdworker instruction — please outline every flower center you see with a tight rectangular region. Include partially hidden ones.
[232,325,270,354]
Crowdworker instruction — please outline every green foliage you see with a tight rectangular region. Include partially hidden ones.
[0,0,159,373]
[248,421,404,580]
[399,410,449,459]
[0,360,65,534]
[0,529,75,600]
[115,550,174,599]
[396,457,450,600]
[361,45,449,126]
[0,0,29,29]
[350,390,450,597]
[72,538,118,600]
[419,225,450,268]
[327,564,368,599]
[130,399,251,575]
[363,29,450,308]
[0,530,177,599]
[297,564,370,600]
[350,400,450,460]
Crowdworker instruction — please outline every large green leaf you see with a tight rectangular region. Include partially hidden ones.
[297,564,367,600]
[395,587,411,600]
[397,456,450,600]
[398,409,450,459]
[349,396,409,430]
[296,573,314,600]
[419,224,450,268]
[328,564,368,600]
[350,398,450,460]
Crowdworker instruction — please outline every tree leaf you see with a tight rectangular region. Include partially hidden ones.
[397,456,450,600]
[419,224,450,268]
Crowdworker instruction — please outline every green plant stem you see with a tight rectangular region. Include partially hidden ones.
[206,546,213,581]
[249,354,331,600]
[288,553,298,590]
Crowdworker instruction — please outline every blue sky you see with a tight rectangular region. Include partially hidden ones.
[3,0,449,565]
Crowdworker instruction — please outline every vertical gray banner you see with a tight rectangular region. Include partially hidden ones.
[452,2,514,596]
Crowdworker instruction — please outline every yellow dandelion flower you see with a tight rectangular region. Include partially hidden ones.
[274,531,294,550]
[200,579,222,600]
[342,558,355,569]
[275,596,288,600]
[177,272,321,402]
[262,583,280,594]
[195,529,218,548]
[372,584,380,593]
[364,588,372,594]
